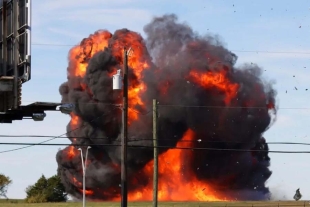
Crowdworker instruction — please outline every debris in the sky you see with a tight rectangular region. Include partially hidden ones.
[294,188,302,201]
[294,87,298,90]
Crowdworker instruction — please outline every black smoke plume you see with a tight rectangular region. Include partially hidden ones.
[57,14,277,200]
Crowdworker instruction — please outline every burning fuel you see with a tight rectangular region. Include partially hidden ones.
[57,14,277,201]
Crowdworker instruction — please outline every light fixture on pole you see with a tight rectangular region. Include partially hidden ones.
[59,103,75,114]
[78,146,91,207]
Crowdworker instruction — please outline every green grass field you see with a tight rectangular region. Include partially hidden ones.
[1,200,310,207]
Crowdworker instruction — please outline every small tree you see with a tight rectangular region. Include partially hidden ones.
[25,175,47,203]
[45,175,67,202]
[25,174,67,203]
[0,174,12,198]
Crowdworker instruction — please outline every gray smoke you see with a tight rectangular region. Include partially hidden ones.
[57,14,277,201]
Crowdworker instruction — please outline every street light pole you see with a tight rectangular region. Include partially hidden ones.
[78,146,91,207]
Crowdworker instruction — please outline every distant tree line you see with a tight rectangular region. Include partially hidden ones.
[0,173,67,203]
[25,174,67,203]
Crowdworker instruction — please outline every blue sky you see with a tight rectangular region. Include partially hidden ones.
[0,0,310,200]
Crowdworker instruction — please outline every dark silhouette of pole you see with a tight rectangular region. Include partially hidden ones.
[121,47,130,207]
[152,99,158,207]
[2,0,7,76]
[13,0,19,109]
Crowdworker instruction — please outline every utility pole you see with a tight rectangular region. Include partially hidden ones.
[13,0,19,109]
[121,47,130,207]
[152,99,158,207]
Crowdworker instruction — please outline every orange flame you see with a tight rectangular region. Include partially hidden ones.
[69,31,111,78]
[67,146,78,159]
[70,113,79,127]
[108,31,151,124]
[189,70,239,105]
[70,113,80,143]
[73,177,82,187]
[126,49,149,124]
[112,129,228,201]
[78,189,94,196]
[68,31,150,125]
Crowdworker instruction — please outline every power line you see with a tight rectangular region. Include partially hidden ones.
[17,101,310,110]
[0,112,106,154]
[0,134,310,146]
[0,142,309,153]
[31,42,310,55]
[19,101,155,112]
[158,104,308,110]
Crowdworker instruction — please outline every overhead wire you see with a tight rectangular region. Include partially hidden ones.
[0,142,309,153]
[0,103,307,153]
[158,104,309,110]
[30,42,310,55]
[0,112,107,154]
[0,134,310,146]
[15,100,310,110]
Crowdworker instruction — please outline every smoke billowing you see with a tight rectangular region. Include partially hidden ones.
[57,14,277,201]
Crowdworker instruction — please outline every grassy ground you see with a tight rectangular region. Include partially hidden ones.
[0,200,310,207]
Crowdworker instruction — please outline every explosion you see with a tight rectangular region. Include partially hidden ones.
[57,14,277,201]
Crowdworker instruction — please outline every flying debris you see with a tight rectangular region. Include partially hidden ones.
[293,188,302,201]
[57,14,277,201]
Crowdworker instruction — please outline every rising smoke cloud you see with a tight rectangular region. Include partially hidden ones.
[57,14,277,201]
